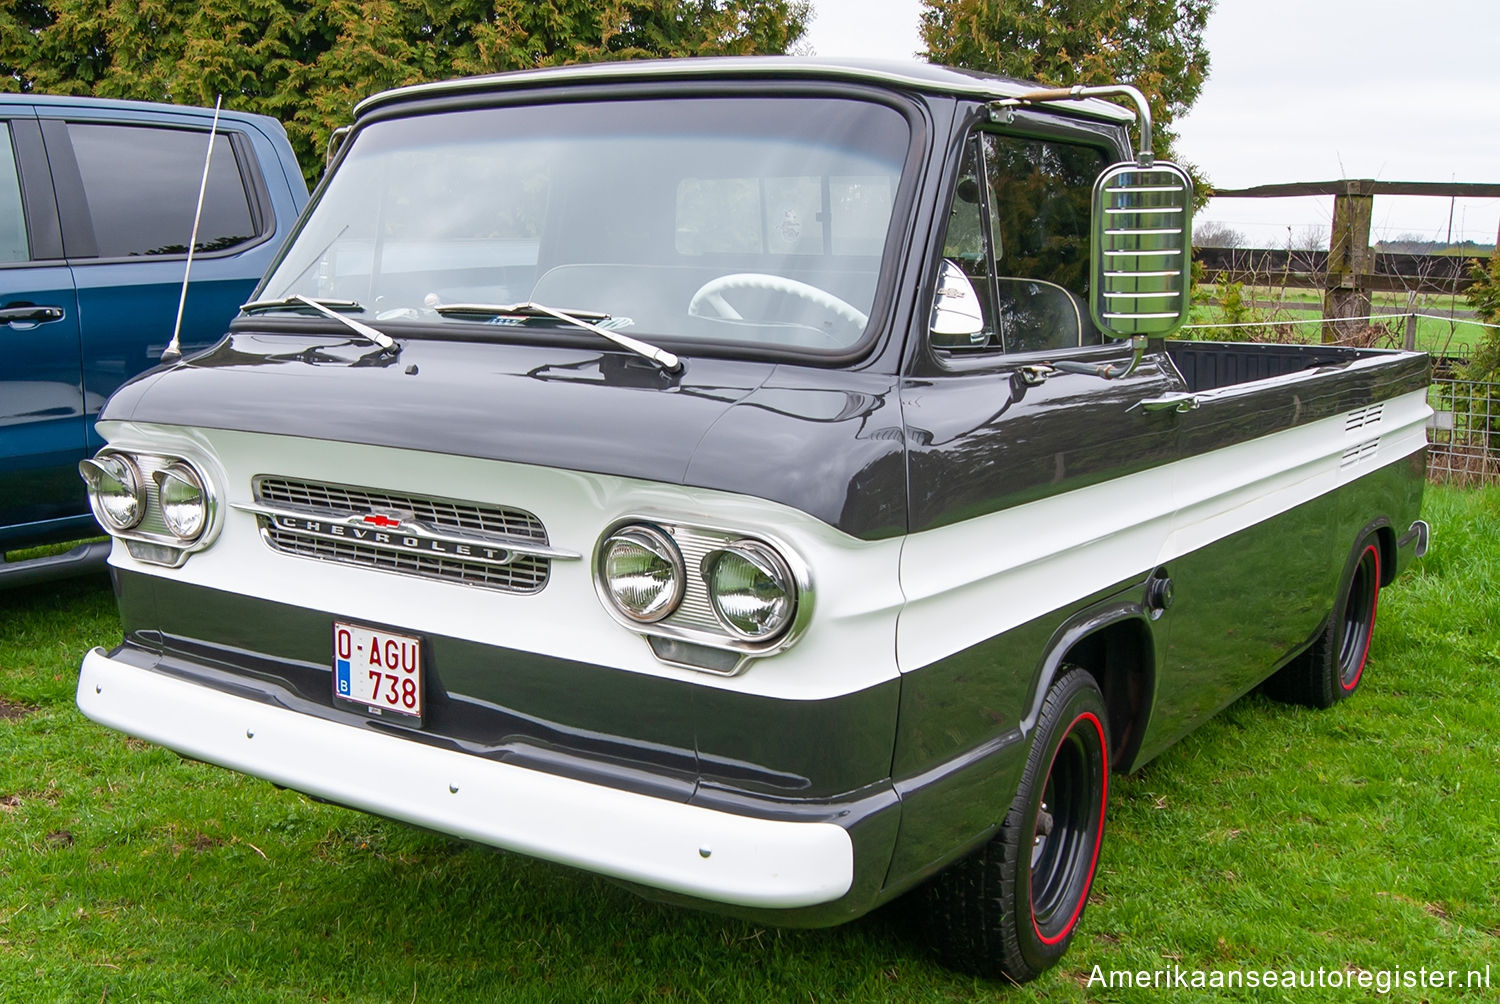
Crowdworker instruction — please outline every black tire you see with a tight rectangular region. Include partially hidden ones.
[918,667,1109,982]
[1264,537,1382,709]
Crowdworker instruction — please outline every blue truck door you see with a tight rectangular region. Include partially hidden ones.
[37,116,280,456]
[0,113,86,533]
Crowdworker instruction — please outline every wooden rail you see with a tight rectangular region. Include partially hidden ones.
[1194,247,1480,294]
[1207,179,1500,341]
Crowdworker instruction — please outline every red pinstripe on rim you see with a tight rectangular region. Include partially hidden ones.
[1031,710,1108,946]
[1341,544,1381,692]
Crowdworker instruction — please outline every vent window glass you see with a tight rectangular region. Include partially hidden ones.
[935,131,1109,355]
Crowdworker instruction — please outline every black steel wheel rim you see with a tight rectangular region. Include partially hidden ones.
[1338,547,1379,689]
[1029,716,1105,941]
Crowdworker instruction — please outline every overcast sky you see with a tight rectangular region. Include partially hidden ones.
[802,0,1500,247]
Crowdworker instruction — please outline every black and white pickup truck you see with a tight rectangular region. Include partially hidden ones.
[75,59,1429,981]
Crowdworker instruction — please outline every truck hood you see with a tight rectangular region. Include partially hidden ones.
[101,331,907,539]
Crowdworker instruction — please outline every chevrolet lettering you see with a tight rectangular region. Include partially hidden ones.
[77,59,1429,982]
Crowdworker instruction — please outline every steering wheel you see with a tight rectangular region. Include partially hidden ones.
[687,273,869,339]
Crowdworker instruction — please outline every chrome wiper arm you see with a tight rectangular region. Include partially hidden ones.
[438,302,612,323]
[239,295,397,353]
[435,301,681,373]
[241,295,363,314]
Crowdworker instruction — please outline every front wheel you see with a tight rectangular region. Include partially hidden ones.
[918,667,1109,981]
[1265,537,1382,708]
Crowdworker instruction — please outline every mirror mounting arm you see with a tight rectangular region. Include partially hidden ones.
[990,84,1155,166]
[1043,336,1147,381]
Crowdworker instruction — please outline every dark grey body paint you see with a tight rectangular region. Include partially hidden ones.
[91,64,1432,926]
[103,333,912,541]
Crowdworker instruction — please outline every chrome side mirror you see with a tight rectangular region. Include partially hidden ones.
[1090,162,1193,339]
[930,259,986,348]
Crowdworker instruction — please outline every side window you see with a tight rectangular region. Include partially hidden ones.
[935,136,999,347]
[66,123,258,258]
[935,130,1109,355]
[0,123,28,264]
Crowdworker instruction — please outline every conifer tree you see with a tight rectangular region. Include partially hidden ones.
[0,0,810,184]
[919,0,1213,152]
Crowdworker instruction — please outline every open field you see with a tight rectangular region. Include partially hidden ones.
[2,485,1498,1001]
[1187,285,1491,356]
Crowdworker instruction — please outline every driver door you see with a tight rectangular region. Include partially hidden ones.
[895,127,1187,782]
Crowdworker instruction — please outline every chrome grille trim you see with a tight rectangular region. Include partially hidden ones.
[131,454,179,539]
[245,477,569,593]
[257,477,548,541]
[266,527,550,592]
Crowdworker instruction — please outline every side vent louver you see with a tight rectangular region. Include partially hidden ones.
[1340,441,1381,471]
[1345,403,1385,433]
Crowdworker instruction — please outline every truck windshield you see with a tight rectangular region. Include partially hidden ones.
[257,95,912,353]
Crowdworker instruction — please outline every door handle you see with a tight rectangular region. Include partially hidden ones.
[0,305,65,325]
[1137,392,1200,414]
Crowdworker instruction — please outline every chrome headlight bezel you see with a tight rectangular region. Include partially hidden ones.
[154,462,210,542]
[79,453,146,531]
[78,448,223,566]
[703,539,798,642]
[593,516,812,675]
[597,523,686,624]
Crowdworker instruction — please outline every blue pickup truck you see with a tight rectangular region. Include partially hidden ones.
[1,94,306,584]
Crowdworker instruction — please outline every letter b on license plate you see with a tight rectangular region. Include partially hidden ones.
[333,621,423,719]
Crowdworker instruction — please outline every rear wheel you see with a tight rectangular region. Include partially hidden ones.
[918,667,1109,981]
[1265,537,1382,708]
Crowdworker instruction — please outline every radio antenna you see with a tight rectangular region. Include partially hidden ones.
[163,94,223,364]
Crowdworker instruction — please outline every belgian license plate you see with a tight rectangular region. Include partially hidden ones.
[333,621,423,719]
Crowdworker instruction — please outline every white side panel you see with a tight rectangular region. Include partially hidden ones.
[897,388,1430,671]
[78,648,853,909]
[99,387,1428,695]
[96,421,906,702]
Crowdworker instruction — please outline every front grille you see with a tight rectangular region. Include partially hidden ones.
[257,478,547,542]
[659,526,736,634]
[252,477,551,593]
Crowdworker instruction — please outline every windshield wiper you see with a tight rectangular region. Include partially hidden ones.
[240,295,396,353]
[435,301,680,373]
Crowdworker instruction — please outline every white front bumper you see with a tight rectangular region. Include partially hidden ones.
[77,648,854,909]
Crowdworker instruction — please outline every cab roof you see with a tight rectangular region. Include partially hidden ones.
[353,56,1138,126]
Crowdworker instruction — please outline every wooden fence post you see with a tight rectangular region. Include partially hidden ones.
[1405,312,1418,351]
[1323,179,1376,343]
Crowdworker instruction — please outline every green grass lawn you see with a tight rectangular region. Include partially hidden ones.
[3,486,1498,1002]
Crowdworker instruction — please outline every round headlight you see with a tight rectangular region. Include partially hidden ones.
[599,525,684,623]
[705,540,796,641]
[154,463,208,541]
[78,454,144,531]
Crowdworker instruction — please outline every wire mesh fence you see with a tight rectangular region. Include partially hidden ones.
[1428,360,1500,487]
